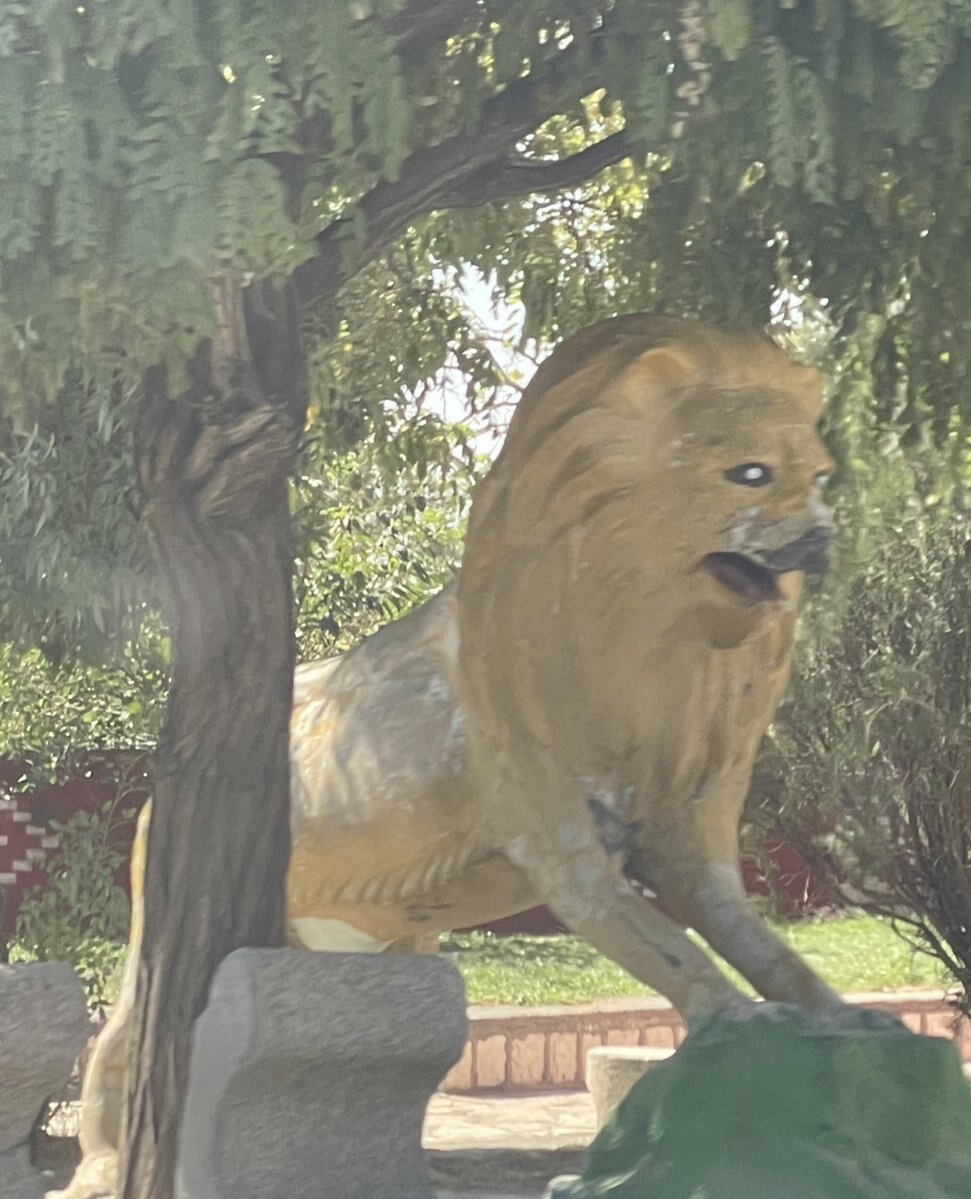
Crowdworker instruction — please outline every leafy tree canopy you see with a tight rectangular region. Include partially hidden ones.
[3,1,971,659]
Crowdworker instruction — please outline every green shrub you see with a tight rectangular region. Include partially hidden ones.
[10,800,130,1007]
[752,476,971,1014]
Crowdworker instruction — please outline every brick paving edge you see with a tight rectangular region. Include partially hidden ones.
[443,989,969,1094]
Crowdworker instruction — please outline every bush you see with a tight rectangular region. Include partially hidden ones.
[752,479,971,1014]
[10,799,131,1007]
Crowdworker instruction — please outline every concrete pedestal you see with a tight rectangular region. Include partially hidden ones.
[176,948,468,1199]
[0,963,89,1199]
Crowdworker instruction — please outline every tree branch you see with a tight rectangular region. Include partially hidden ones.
[294,38,630,311]
[436,130,635,210]
[295,128,633,311]
[383,0,479,71]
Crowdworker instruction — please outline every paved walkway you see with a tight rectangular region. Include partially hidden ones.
[425,1091,597,1152]
[40,1091,597,1198]
[425,1091,595,1198]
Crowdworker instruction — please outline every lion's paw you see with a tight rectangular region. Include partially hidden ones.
[45,1150,118,1199]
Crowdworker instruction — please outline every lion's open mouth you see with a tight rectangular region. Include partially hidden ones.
[701,552,782,604]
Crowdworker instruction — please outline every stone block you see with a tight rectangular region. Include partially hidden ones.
[473,1034,507,1088]
[442,1040,474,1092]
[585,1045,674,1130]
[0,962,88,1199]
[509,1033,547,1088]
[548,1032,579,1087]
[176,948,467,1199]
[605,1028,640,1047]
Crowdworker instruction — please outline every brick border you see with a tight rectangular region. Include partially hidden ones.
[443,991,971,1093]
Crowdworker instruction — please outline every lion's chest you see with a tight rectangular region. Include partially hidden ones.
[586,628,793,820]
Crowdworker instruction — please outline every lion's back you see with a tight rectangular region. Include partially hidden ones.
[289,584,472,838]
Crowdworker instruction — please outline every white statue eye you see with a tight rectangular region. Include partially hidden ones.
[725,462,773,487]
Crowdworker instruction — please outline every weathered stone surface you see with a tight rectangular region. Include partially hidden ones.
[550,1004,971,1199]
[585,1045,674,1130]
[0,962,89,1199]
[176,948,468,1199]
[3,1144,50,1199]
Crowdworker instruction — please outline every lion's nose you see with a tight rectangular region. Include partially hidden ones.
[762,526,833,575]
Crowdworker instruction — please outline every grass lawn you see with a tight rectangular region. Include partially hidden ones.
[441,913,952,1007]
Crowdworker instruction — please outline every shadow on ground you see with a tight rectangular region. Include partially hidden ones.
[33,1133,585,1198]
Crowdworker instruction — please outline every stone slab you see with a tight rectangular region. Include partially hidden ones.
[0,962,88,1199]
[177,948,468,1199]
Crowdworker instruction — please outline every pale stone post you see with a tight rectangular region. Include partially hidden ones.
[585,1045,675,1130]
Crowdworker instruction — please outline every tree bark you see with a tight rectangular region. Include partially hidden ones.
[119,278,305,1199]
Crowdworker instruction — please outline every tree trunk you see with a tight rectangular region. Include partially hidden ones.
[119,278,306,1199]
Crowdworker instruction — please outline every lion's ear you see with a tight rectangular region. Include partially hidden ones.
[616,345,701,410]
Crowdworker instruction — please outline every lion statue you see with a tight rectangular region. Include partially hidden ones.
[56,314,843,1198]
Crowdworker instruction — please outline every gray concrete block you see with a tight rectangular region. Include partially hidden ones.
[177,948,468,1199]
[585,1045,674,1130]
[0,962,89,1199]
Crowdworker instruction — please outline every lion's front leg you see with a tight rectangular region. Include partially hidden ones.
[633,773,846,1015]
[496,785,751,1027]
[654,856,844,1014]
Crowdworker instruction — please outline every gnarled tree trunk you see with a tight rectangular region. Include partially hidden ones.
[119,278,307,1199]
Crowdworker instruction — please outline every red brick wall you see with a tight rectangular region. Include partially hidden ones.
[0,756,148,935]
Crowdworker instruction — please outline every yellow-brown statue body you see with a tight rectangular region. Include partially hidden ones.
[56,315,842,1198]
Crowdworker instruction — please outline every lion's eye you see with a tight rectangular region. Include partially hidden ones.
[815,472,831,488]
[725,462,773,487]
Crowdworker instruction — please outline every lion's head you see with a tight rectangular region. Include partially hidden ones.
[456,315,833,782]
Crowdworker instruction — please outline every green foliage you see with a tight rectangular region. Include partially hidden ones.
[215,159,312,280]
[5,0,971,660]
[10,800,132,1006]
[306,251,517,457]
[707,0,752,64]
[1,0,963,428]
[0,380,154,655]
[0,0,614,415]
[0,408,472,775]
[854,0,958,87]
[0,641,164,786]
[753,461,971,1014]
[293,435,472,658]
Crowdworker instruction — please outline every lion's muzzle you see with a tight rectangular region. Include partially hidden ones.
[701,524,833,604]
[760,525,832,576]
